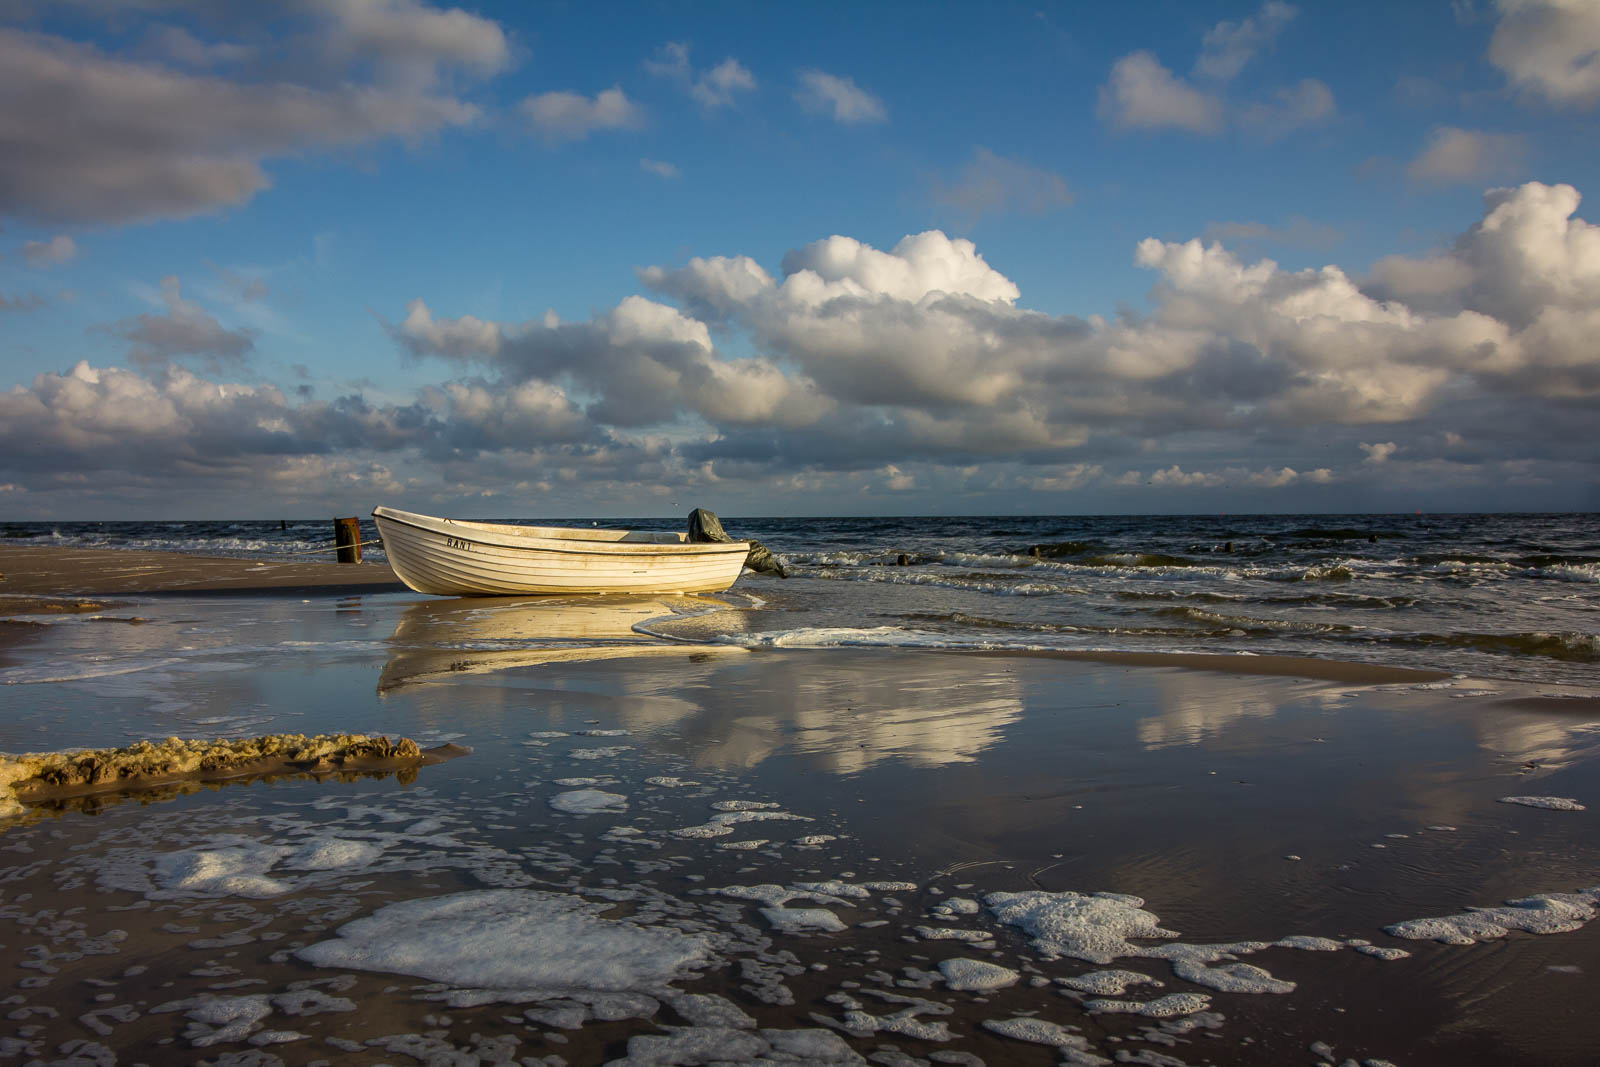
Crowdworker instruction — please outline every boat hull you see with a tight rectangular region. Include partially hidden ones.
[371,507,750,596]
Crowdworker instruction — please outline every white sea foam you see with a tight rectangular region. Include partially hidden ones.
[1055,969,1158,995]
[1385,888,1600,944]
[985,890,1177,964]
[1498,795,1586,811]
[1354,945,1410,961]
[931,897,981,917]
[760,907,847,934]
[937,958,1019,991]
[284,837,382,871]
[912,926,994,943]
[571,746,633,760]
[672,809,810,838]
[1085,993,1211,1017]
[982,1014,1094,1049]
[151,842,293,899]
[549,789,628,814]
[1275,935,1344,952]
[297,889,711,995]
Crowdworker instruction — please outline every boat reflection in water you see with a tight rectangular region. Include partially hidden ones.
[378,594,745,693]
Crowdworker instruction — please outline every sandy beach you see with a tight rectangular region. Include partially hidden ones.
[2,544,1598,1066]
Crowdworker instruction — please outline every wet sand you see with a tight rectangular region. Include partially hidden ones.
[0,549,1597,1065]
[0,543,404,597]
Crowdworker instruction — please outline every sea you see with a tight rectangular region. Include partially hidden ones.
[4,514,1600,1064]
[4,511,1596,687]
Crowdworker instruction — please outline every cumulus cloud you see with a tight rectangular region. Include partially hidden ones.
[1362,181,1600,334]
[109,276,257,372]
[7,181,1600,511]
[645,43,757,109]
[519,87,642,143]
[1489,0,1600,107]
[1407,126,1526,182]
[22,235,77,266]
[1102,7,1333,139]
[931,148,1074,220]
[1098,51,1225,133]
[794,69,887,123]
[694,58,757,108]
[1361,441,1399,464]
[1195,1,1298,81]
[0,4,508,226]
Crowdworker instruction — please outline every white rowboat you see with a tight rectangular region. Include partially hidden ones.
[371,506,750,596]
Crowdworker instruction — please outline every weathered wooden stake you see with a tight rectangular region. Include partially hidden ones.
[334,517,362,563]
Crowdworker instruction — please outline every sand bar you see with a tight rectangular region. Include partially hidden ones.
[0,542,404,597]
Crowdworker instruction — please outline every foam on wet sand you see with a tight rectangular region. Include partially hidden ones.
[296,889,713,996]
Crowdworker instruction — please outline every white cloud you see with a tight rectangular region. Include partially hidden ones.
[1149,465,1225,488]
[794,69,887,123]
[640,158,680,179]
[398,297,500,357]
[1098,52,1225,134]
[1407,126,1526,182]
[1104,11,1334,140]
[9,182,1600,511]
[109,276,256,372]
[519,87,642,143]
[882,464,915,491]
[1361,441,1399,464]
[1195,1,1298,81]
[1489,0,1600,107]
[693,58,757,108]
[778,231,1021,305]
[22,234,77,266]
[1238,78,1335,137]
[1363,181,1600,332]
[643,41,692,80]
[0,6,507,226]
[932,148,1073,219]
[645,43,757,109]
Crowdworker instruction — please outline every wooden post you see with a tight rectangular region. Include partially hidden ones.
[334,517,362,563]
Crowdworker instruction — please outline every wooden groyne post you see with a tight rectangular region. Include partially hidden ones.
[334,517,362,563]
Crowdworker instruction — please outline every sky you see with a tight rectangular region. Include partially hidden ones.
[1,0,1598,520]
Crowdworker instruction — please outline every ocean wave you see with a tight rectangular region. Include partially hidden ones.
[1114,589,1416,609]
[897,611,1273,640]
[1016,540,1105,559]
[809,567,1083,596]
[1150,606,1359,634]
[1284,564,1355,582]
[1076,552,1205,568]
[1268,527,1409,541]
[713,626,1026,650]
[1378,630,1600,663]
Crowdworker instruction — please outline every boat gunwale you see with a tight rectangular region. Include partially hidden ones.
[372,507,750,559]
